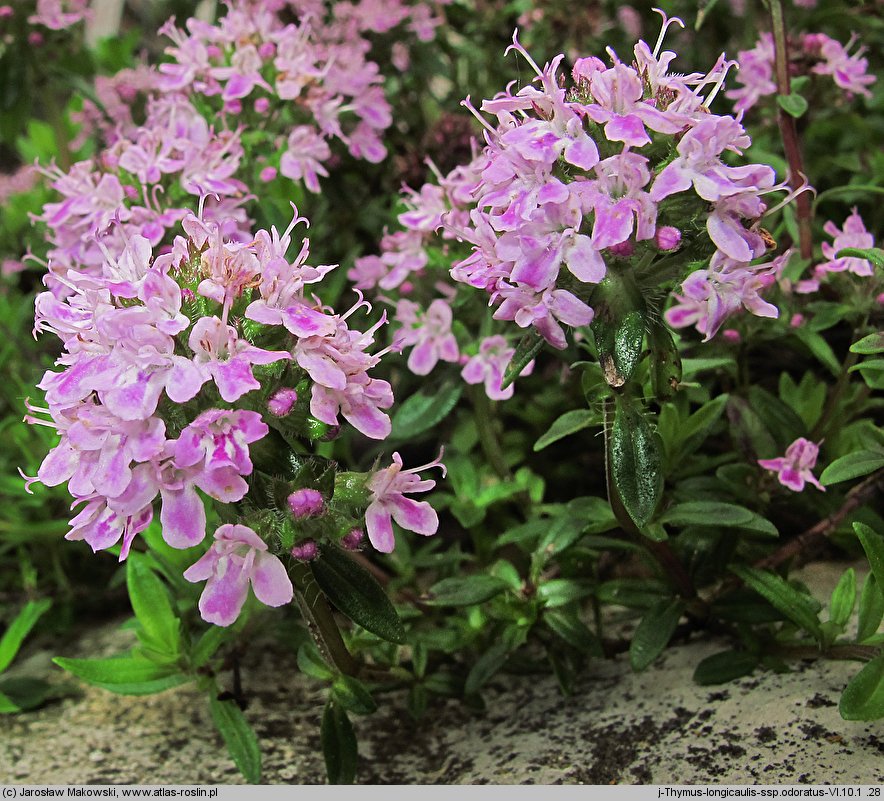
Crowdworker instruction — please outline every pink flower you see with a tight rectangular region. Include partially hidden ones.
[184,524,293,626]
[758,438,825,492]
[818,208,875,278]
[188,316,290,403]
[394,299,460,375]
[364,452,446,553]
[461,335,533,400]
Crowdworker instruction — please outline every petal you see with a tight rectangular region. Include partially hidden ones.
[183,549,220,582]
[389,495,438,536]
[195,467,249,503]
[251,552,294,607]
[37,441,78,487]
[160,483,207,548]
[365,502,395,552]
[166,357,207,403]
[211,357,260,402]
[199,568,250,627]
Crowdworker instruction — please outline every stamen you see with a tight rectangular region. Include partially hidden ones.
[461,96,497,136]
[651,8,685,59]
[505,29,543,78]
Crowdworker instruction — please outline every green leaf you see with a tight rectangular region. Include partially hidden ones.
[424,575,509,607]
[648,321,682,402]
[209,694,262,783]
[191,627,228,669]
[390,383,462,440]
[126,558,181,657]
[465,641,510,695]
[0,691,20,713]
[851,332,884,355]
[537,579,594,608]
[321,700,358,784]
[792,328,841,376]
[533,409,596,452]
[858,575,884,643]
[693,651,759,685]
[820,451,884,485]
[777,92,808,118]
[53,656,191,696]
[544,609,604,656]
[0,676,54,712]
[310,546,407,644]
[840,654,884,721]
[829,569,857,629]
[836,247,884,269]
[297,642,335,680]
[629,598,685,671]
[727,396,778,459]
[608,397,663,528]
[731,566,823,642]
[854,523,884,594]
[332,675,377,715]
[501,332,544,391]
[659,502,778,538]
[0,598,51,673]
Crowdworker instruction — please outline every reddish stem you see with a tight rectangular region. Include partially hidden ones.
[770,0,813,260]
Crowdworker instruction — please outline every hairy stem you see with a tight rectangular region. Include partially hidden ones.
[468,385,512,481]
[290,562,361,677]
[770,0,813,259]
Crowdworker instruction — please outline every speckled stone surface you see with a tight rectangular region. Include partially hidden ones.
[2,562,882,785]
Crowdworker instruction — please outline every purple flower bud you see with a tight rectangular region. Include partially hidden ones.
[206,44,222,59]
[341,528,364,550]
[291,540,318,561]
[254,97,270,114]
[28,31,43,46]
[0,6,14,18]
[722,329,741,344]
[225,99,243,115]
[258,41,276,60]
[181,287,196,303]
[655,226,682,251]
[260,166,278,182]
[608,241,634,258]
[287,488,324,519]
[268,388,297,417]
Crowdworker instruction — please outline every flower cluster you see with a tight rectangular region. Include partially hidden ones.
[727,31,876,114]
[26,202,444,625]
[444,15,790,348]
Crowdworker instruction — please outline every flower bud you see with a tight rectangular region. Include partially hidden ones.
[260,166,278,182]
[291,540,318,561]
[224,99,243,115]
[790,314,805,328]
[258,41,276,60]
[655,226,682,251]
[341,528,364,550]
[607,241,634,258]
[287,488,324,519]
[722,329,741,343]
[268,388,297,417]
[254,97,270,114]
